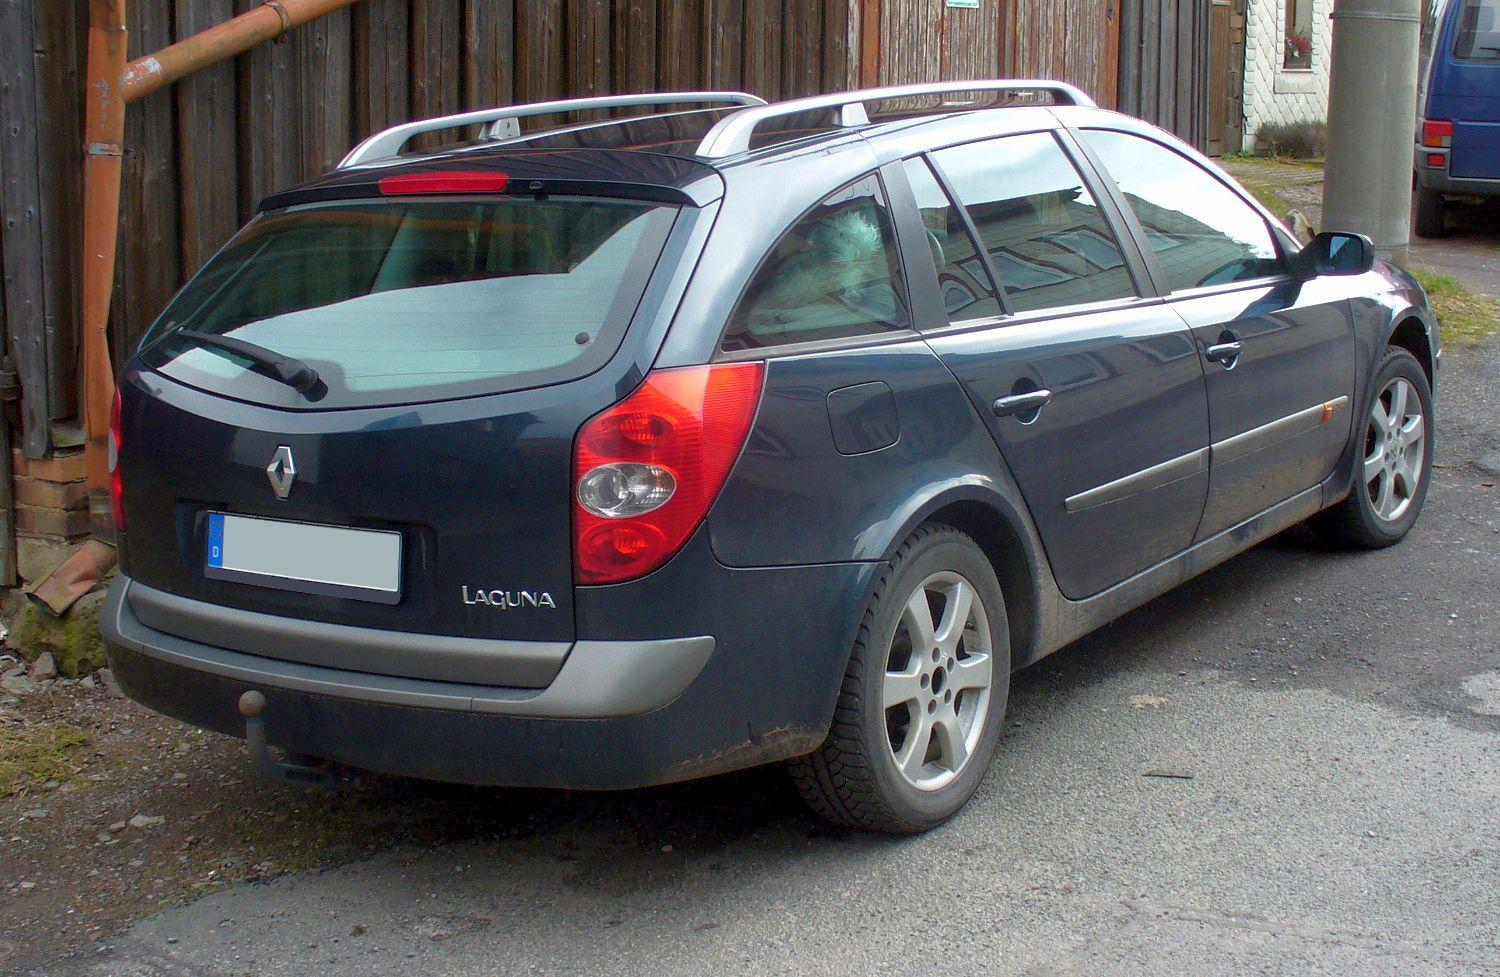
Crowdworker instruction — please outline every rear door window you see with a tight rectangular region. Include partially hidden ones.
[1454,0,1500,60]
[928,131,1137,315]
[720,176,911,352]
[141,196,677,408]
[1082,129,1286,291]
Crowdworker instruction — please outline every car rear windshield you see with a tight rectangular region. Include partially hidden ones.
[140,195,678,409]
[1454,0,1500,60]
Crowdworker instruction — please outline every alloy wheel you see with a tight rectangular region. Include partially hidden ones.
[882,571,993,792]
[1363,376,1425,523]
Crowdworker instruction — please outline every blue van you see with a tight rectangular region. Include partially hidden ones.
[1415,0,1500,236]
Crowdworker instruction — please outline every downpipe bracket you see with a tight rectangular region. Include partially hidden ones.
[237,690,358,790]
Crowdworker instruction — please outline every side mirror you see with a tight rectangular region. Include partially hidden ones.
[1294,231,1375,280]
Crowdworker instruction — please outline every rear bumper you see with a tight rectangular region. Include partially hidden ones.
[1414,154,1500,196]
[101,531,878,789]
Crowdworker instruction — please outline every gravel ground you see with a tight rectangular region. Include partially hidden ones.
[2,170,1496,977]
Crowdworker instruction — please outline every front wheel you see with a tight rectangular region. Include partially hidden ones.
[1313,347,1434,548]
[789,524,1010,834]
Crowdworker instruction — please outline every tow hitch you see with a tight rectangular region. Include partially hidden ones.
[237,690,357,790]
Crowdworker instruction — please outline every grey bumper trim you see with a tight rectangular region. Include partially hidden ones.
[126,579,568,688]
[102,578,715,719]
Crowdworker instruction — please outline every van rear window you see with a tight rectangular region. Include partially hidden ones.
[141,196,677,408]
[1455,0,1500,60]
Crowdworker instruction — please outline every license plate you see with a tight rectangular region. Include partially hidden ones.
[205,512,402,604]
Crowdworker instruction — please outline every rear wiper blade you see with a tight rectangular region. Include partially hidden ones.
[176,329,324,397]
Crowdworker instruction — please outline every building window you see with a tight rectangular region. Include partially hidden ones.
[1284,0,1314,69]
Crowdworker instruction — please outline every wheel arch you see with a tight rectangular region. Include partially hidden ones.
[1386,312,1436,387]
[878,481,1052,670]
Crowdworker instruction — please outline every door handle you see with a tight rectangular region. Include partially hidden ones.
[992,389,1053,419]
[1204,341,1243,365]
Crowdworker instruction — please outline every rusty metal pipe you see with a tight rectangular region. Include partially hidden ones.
[81,0,128,512]
[122,0,364,103]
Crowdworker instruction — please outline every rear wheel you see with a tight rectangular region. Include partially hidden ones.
[1313,347,1434,548]
[1414,184,1446,238]
[789,524,1010,834]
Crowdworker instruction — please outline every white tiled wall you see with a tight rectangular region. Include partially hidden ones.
[1242,0,1333,151]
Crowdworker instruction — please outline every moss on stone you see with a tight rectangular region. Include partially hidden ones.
[12,591,107,677]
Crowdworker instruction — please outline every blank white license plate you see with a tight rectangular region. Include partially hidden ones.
[205,512,402,604]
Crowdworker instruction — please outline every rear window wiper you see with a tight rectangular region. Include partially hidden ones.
[176,329,325,398]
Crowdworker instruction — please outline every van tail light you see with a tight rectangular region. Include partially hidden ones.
[109,388,124,532]
[572,362,764,585]
[1420,119,1453,149]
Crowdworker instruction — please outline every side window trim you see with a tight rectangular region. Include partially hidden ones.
[1073,125,1295,296]
[918,152,1013,318]
[1049,126,1161,300]
[878,157,952,334]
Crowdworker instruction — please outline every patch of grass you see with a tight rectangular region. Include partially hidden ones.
[0,720,92,797]
[1234,175,1296,222]
[1411,270,1500,345]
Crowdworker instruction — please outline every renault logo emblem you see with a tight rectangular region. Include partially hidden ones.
[266,446,296,500]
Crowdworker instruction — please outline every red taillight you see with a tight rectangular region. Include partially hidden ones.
[109,389,124,531]
[1420,119,1453,148]
[1426,152,1447,168]
[572,362,764,584]
[377,171,510,195]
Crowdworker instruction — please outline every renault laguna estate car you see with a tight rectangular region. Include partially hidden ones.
[102,81,1439,833]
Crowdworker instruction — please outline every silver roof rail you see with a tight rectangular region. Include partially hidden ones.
[340,91,768,168]
[693,79,1096,159]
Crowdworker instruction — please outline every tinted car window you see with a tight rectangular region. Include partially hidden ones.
[901,157,1003,322]
[1454,0,1500,60]
[141,196,676,408]
[721,176,910,352]
[1083,129,1285,291]
[929,132,1136,314]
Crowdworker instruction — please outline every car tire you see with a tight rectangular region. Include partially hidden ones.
[1313,346,1434,549]
[789,523,1010,834]
[1414,184,1446,238]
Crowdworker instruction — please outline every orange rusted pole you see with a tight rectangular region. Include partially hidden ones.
[80,0,128,523]
[122,0,364,102]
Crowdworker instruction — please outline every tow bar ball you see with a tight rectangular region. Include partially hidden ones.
[238,689,266,719]
[236,688,349,789]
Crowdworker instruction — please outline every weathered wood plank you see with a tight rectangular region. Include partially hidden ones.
[174,0,239,278]
[298,6,353,172]
[118,0,182,368]
[659,0,703,93]
[822,0,852,90]
[742,0,783,98]
[236,0,302,219]
[465,0,514,110]
[703,0,744,91]
[567,0,611,98]
[611,0,656,95]
[780,0,820,97]
[0,0,50,455]
[411,0,463,147]
[30,0,84,424]
[353,0,411,137]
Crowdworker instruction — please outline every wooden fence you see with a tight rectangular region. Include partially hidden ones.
[1117,0,1215,152]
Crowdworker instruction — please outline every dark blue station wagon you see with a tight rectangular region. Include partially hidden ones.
[102,82,1439,832]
